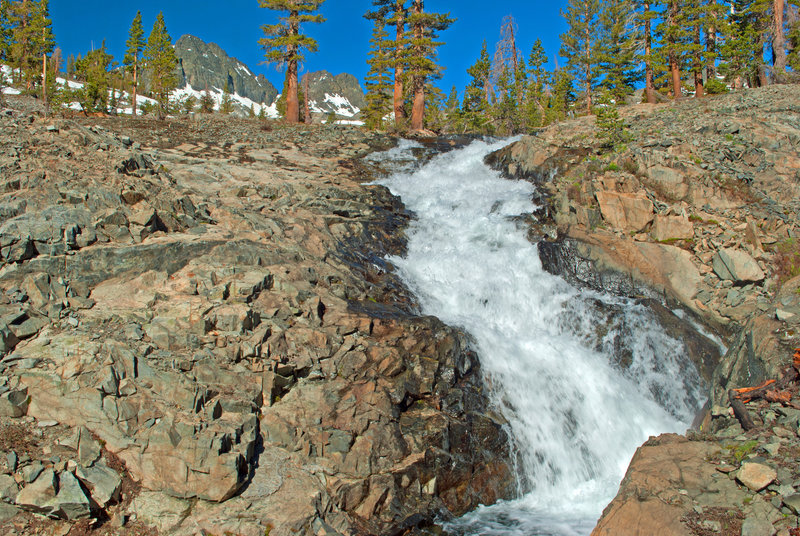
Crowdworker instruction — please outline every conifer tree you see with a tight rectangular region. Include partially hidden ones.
[220,78,234,114]
[33,0,53,101]
[363,18,393,129]
[73,42,113,113]
[0,0,12,63]
[462,40,492,133]
[720,0,768,87]
[366,0,407,127]
[144,12,178,119]
[597,0,639,102]
[199,89,214,113]
[524,39,548,126]
[560,0,601,114]
[635,1,658,103]
[259,0,325,124]
[405,0,454,131]
[547,68,575,123]
[124,11,145,116]
[655,0,688,98]
[442,85,461,133]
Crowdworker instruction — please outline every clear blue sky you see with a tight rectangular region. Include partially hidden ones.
[51,1,568,96]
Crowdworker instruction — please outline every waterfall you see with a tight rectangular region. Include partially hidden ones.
[369,138,706,535]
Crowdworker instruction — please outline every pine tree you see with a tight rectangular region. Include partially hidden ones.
[546,68,575,123]
[144,12,178,119]
[654,0,689,98]
[366,0,408,127]
[0,0,12,62]
[199,89,214,113]
[634,1,659,103]
[124,11,145,116]
[405,0,454,131]
[259,0,325,124]
[33,0,54,101]
[220,79,234,114]
[525,39,549,128]
[462,40,492,133]
[720,0,768,87]
[442,85,462,133]
[560,0,601,114]
[363,18,393,129]
[597,0,639,102]
[72,42,113,113]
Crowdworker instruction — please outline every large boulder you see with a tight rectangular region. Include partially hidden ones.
[712,248,765,283]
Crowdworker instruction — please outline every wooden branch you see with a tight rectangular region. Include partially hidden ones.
[729,389,757,431]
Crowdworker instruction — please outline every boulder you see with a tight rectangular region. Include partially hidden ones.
[712,248,765,283]
[51,471,93,520]
[650,214,694,242]
[0,388,29,418]
[648,165,689,200]
[595,190,654,232]
[736,462,777,492]
[15,468,57,516]
[75,461,122,507]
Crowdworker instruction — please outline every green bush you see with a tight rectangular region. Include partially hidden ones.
[705,78,728,95]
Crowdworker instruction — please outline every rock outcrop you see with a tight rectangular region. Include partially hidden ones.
[487,85,800,536]
[0,99,514,535]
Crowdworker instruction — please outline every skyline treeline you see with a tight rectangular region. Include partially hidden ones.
[2,0,798,133]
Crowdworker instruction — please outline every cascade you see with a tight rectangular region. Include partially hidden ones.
[370,138,706,535]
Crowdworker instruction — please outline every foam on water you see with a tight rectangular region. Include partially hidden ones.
[374,138,706,535]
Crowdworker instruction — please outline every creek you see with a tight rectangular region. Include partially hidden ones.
[370,138,706,535]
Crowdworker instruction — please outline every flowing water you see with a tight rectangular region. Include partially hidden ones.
[369,138,707,535]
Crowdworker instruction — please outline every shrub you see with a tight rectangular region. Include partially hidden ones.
[705,78,728,95]
[775,238,800,286]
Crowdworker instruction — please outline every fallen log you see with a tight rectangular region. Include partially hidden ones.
[729,389,757,431]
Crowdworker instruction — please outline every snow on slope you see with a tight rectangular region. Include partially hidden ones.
[308,93,361,118]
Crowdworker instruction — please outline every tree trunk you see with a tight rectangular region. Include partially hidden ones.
[774,0,787,76]
[410,0,424,131]
[694,24,704,97]
[644,2,656,104]
[41,52,47,103]
[285,12,300,124]
[585,5,592,114]
[393,1,405,127]
[304,76,311,123]
[132,57,138,117]
[706,12,718,78]
[669,2,682,98]
[286,59,299,123]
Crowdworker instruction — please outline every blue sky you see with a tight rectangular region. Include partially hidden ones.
[51,1,568,97]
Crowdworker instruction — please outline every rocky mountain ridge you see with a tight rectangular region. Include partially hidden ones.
[487,84,800,536]
[174,34,278,107]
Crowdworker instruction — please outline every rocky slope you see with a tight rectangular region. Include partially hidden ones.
[0,96,514,535]
[487,85,800,535]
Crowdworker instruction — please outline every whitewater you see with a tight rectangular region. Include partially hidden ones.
[372,138,706,535]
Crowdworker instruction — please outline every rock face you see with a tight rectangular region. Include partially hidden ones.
[173,34,278,105]
[486,85,800,536]
[302,70,366,120]
[0,101,514,534]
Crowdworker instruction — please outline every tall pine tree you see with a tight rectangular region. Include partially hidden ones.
[525,39,549,127]
[72,41,113,113]
[405,0,453,131]
[143,12,178,119]
[124,11,145,117]
[0,1,10,63]
[597,0,639,102]
[363,18,393,129]
[560,0,601,114]
[259,0,325,124]
[365,0,407,127]
[462,40,492,133]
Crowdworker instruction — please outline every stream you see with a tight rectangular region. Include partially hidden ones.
[369,138,707,535]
